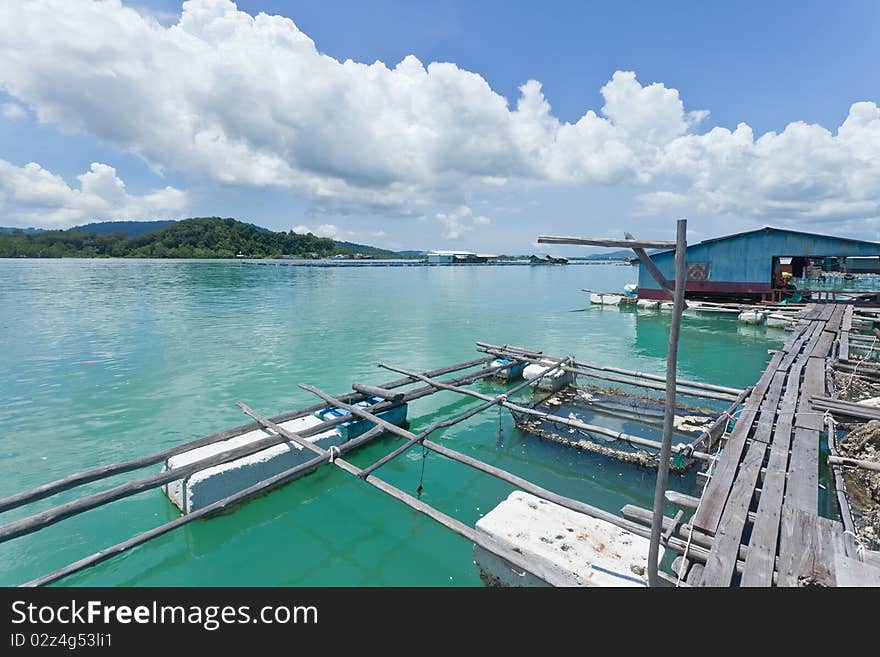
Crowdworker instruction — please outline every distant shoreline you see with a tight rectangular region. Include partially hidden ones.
[0,256,633,266]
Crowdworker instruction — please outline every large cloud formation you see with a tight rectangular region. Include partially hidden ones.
[0,160,187,227]
[0,0,877,230]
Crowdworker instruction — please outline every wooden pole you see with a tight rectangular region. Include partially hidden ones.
[647,218,687,587]
[351,383,405,403]
[475,342,742,397]
[0,361,525,544]
[825,414,860,557]
[357,358,566,478]
[236,403,572,586]
[0,355,504,515]
[366,362,714,461]
[296,385,671,537]
[827,455,880,472]
[537,235,677,249]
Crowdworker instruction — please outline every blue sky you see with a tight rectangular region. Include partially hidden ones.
[0,0,878,254]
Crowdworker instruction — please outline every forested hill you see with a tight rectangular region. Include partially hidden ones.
[0,217,402,259]
[68,220,176,237]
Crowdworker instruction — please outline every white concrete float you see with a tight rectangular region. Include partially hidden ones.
[523,359,576,392]
[474,491,657,587]
[163,415,344,514]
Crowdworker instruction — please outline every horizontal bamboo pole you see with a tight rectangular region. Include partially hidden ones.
[358,358,568,478]
[485,349,736,401]
[479,341,743,395]
[298,384,668,538]
[537,235,676,249]
[238,402,572,586]
[22,424,390,587]
[0,355,500,515]
[300,382,748,580]
[351,383,404,403]
[1,360,524,546]
[372,362,716,461]
[828,455,880,473]
[477,343,742,400]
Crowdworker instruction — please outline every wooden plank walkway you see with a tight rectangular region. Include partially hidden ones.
[690,302,879,586]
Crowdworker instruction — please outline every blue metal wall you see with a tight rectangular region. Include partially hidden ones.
[638,228,880,291]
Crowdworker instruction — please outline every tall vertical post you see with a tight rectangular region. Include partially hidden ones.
[647,218,687,587]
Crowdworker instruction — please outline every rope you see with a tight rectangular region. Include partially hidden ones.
[843,530,868,561]
[824,409,868,560]
[842,336,877,394]
[675,417,730,587]
[416,445,428,498]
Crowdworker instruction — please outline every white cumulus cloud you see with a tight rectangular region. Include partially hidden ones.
[1,102,25,119]
[0,160,188,228]
[0,0,876,233]
[292,224,340,238]
[436,205,492,239]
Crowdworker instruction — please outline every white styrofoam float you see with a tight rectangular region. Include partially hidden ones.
[522,359,576,391]
[474,491,657,587]
[590,293,624,305]
[738,309,767,324]
[163,415,344,514]
[636,299,660,309]
[766,312,796,329]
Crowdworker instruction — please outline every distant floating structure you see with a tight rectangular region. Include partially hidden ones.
[425,250,498,264]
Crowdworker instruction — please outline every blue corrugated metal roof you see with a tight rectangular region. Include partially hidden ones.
[647,226,880,259]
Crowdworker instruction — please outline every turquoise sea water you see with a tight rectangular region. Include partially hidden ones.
[0,260,786,586]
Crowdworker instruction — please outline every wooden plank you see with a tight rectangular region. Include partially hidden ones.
[810,331,836,359]
[842,305,854,332]
[692,352,784,535]
[740,412,793,586]
[777,507,844,587]
[699,371,786,586]
[795,357,826,431]
[777,323,817,372]
[785,427,820,515]
[799,304,819,321]
[839,331,850,361]
[819,304,835,322]
[536,235,676,249]
[826,305,845,334]
[833,554,880,586]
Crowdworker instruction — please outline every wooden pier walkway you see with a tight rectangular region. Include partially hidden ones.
[687,302,878,586]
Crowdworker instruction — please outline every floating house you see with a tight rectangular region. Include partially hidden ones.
[637,227,880,302]
[425,251,496,264]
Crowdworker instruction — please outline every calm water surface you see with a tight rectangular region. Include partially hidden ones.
[0,260,786,586]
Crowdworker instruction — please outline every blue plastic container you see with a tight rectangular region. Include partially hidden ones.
[313,395,408,440]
